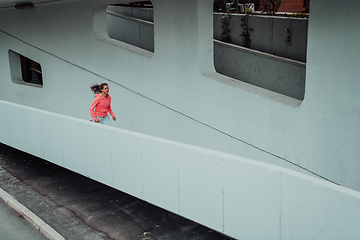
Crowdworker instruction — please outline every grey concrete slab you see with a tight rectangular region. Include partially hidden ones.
[0,143,234,240]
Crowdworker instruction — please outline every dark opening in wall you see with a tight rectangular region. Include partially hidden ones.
[9,50,43,87]
[20,55,43,85]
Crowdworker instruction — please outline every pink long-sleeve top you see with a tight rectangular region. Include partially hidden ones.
[89,94,115,121]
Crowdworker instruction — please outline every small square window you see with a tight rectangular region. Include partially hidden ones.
[9,50,43,87]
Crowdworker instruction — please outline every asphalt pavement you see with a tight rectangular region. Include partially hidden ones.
[0,143,234,240]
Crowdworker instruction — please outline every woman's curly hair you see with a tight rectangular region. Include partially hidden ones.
[90,83,108,94]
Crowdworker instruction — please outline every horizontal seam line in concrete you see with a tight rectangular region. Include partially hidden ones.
[0,187,66,240]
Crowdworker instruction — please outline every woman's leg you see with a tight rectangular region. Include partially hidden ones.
[96,115,110,125]
[102,115,110,125]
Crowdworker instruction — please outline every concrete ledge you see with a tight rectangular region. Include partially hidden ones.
[8,199,30,214]
[23,210,47,230]
[40,224,66,240]
[0,187,65,240]
[0,187,14,203]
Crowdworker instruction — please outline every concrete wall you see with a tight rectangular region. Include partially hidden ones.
[214,13,308,62]
[214,40,305,99]
[107,5,154,22]
[1,99,360,240]
[105,9,305,99]
[0,0,360,207]
[107,10,154,52]
[106,7,308,62]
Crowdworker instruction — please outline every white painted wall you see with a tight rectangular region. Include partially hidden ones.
[0,0,360,195]
[1,100,360,240]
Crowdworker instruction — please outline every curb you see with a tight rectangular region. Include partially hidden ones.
[0,187,66,240]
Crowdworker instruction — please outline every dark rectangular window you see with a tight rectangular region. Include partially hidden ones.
[20,55,43,85]
[9,50,43,87]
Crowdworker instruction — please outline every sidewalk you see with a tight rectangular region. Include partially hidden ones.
[0,188,65,240]
[0,195,47,240]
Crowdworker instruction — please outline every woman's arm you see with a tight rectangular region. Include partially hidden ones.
[108,98,116,121]
[89,98,100,121]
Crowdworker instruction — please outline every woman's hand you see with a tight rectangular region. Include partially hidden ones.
[113,116,117,121]
[94,118,100,123]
